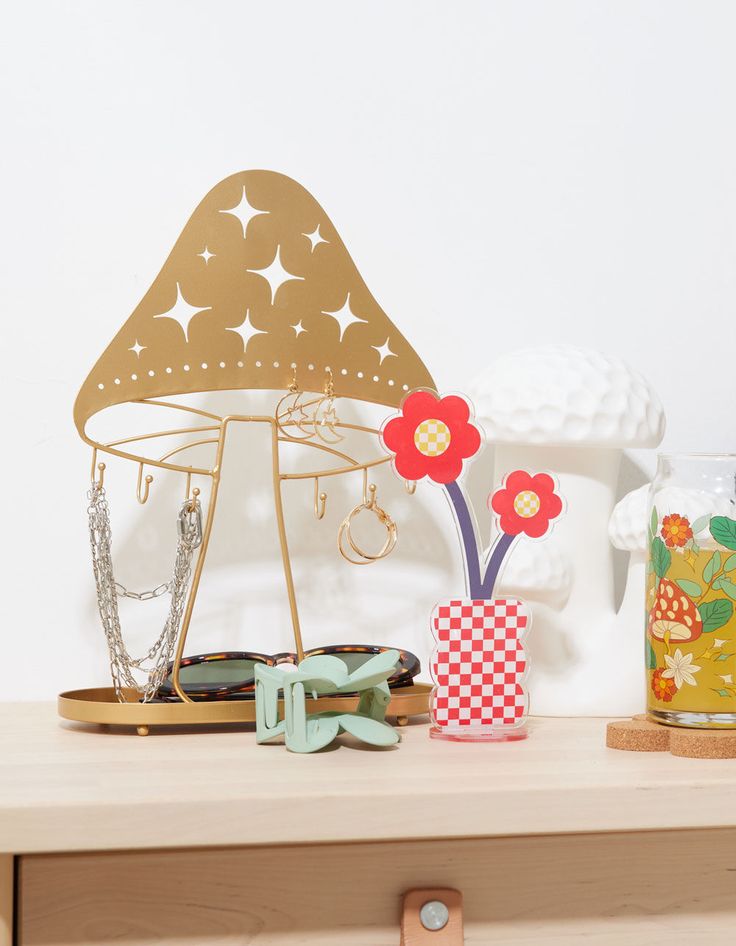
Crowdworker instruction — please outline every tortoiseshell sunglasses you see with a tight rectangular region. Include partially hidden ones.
[155,645,420,702]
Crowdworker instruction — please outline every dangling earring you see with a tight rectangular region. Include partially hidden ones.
[338,474,397,565]
[312,368,344,444]
[276,368,314,440]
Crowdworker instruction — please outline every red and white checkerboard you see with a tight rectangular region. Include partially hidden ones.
[430,598,529,729]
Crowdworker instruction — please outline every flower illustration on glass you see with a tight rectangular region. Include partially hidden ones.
[651,667,678,702]
[661,648,701,688]
[489,470,563,539]
[647,508,736,711]
[661,514,693,548]
[382,390,481,484]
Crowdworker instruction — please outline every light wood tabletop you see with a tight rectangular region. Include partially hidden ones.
[5,704,736,944]
[1,703,736,855]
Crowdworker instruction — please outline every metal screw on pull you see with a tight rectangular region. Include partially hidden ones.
[419,900,449,931]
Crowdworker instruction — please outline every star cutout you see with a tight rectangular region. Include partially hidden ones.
[128,339,146,357]
[322,293,367,342]
[219,186,268,237]
[153,283,211,343]
[292,320,306,337]
[228,309,266,352]
[198,246,215,264]
[247,245,304,305]
[372,337,395,364]
[303,224,329,252]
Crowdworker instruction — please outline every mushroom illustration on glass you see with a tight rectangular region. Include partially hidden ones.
[645,455,736,727]
[381,390,564,741]
[611,477,736,723]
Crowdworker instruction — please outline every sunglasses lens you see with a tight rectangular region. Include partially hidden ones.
[176,658,259,686]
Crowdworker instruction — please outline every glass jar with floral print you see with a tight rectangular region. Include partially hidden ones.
[647,454,736,727]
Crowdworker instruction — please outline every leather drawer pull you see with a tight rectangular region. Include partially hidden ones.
[400,888,463,944]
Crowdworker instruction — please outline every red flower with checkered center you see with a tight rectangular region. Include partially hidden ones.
[381,390,481,484]
[490,470,563,538]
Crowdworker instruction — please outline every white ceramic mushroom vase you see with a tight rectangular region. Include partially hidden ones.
[469,345,666,716]
[608,484,650,712]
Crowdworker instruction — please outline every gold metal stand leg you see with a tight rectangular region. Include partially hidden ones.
[0,855,13,946]
[136,725,150,737]
[396,715,409,727]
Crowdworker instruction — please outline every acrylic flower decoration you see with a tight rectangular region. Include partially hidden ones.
[382,391,481,485]
[490,471,563,539]
[381,392,563,603]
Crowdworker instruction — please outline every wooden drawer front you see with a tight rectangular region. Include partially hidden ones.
[20,828,736,944]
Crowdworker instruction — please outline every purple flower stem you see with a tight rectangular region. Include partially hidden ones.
[481,532,517,599]
[444,480,484,599]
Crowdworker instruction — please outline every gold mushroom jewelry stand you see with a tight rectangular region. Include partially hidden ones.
[60,170,434,734]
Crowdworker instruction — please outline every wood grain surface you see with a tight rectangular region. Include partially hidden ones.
[20,829,736,945]
[2,704,736,855]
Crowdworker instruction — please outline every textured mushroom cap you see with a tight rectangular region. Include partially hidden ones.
[609,484,650,552]
[496,540,571,609]
[468,345,665,447]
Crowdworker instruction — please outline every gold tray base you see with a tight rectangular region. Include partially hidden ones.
[58,684,431,735]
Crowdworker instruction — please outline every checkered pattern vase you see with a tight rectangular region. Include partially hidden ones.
[430,598,529,731]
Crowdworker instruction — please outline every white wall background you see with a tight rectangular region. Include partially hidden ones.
[1,1,734,700]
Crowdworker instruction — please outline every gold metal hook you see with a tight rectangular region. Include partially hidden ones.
[314,478,327,520]
[90,448,106,488]
[360,469,378,509]
[405,479,417,495]
[136,463,154,504]
[288,366,299,393]
[324,367,335,398]
[183,468,201,510]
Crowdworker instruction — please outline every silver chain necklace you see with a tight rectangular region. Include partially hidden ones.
[87,482,202,703]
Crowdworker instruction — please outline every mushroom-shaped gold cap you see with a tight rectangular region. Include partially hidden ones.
[74,170,435,437]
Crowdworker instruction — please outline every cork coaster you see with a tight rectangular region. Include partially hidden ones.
[669,727,736,759]
[607,715,736,759]
[606,715,671,752]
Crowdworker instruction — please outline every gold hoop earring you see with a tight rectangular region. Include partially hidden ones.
[338,482,397,565]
